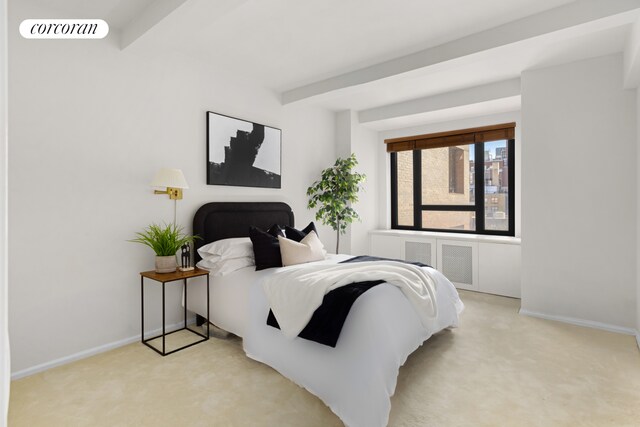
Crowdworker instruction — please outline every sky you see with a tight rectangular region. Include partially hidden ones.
[469,139,506,162]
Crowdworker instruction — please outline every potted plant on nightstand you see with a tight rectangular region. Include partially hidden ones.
[130,223,199,273]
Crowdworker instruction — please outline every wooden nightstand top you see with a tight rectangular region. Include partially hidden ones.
[140,267,209,282]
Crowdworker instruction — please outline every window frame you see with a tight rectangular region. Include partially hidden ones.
[390,138,515,236]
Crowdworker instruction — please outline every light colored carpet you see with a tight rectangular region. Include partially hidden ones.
[9,291,640,427]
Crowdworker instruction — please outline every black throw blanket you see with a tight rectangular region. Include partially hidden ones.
[266,256,431,347]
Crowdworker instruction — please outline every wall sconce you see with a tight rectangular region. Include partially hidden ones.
[151,168,189,199]
[150,168,189,223]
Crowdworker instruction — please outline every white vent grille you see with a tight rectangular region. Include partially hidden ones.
[442,244,473,284]
[405,241,431,265]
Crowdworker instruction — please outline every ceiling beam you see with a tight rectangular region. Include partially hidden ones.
[120,0,190,50]
[358,78,521,124]
[282,0,640,105]
[362,97,521,132]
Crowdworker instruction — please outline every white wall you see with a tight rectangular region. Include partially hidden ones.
[1,0,9,422]
[637,91,640,345]
[350,116,379,256]
[8,0,335,375]
[334,110,379,256]
[377,111,522,237]
[521,54,637,331]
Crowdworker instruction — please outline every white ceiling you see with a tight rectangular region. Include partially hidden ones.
[309,24,631,112]
[23,0,640,130]
[181,0,575,92]
[28,0,155,29]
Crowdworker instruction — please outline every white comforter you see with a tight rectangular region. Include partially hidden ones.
[262,261,439,339]
[243,255,464,427]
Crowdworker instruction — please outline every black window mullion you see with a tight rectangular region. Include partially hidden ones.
[390,152,398,228]
[413,150,422,229]
[508,138,515,236]
[475,143,485,232]
[421,204,475,211]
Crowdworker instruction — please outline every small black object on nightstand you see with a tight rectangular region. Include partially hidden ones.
[179,243,194,272]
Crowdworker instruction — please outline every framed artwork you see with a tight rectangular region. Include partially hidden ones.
[207,111,281,188]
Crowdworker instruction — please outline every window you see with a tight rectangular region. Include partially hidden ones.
[388,123,515,236]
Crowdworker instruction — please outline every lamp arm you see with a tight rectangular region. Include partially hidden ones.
[153,188,183,200]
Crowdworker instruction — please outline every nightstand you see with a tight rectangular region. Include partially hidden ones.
[140,267,210,356]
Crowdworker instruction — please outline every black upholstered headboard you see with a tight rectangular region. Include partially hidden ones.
[193,202,294,262]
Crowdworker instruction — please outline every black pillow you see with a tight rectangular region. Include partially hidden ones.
[249,224,285,271]
[284,222,317,243]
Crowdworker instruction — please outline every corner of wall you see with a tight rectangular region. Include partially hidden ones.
[377,133,391,230]
[331,110,382,255]
[1,0,8,421]
[637,88,640,346]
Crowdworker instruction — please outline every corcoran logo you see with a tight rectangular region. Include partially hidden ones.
[19,19,109,39]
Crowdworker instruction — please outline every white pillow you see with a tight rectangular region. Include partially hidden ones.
[196,256,255,276]
[197,237,254,261]
[278,231,326,267]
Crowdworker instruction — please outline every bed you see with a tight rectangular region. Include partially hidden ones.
[186,202,464,427]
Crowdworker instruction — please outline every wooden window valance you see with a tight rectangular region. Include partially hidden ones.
[384,122,516,153]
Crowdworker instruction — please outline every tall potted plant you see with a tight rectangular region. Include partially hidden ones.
[130,223,198,273]
[307,153,366,254]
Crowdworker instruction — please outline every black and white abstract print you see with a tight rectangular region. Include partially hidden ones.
[207,111,281,188]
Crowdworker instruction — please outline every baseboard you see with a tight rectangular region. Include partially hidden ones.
[11,317,196,380]
[519,309,636,336]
